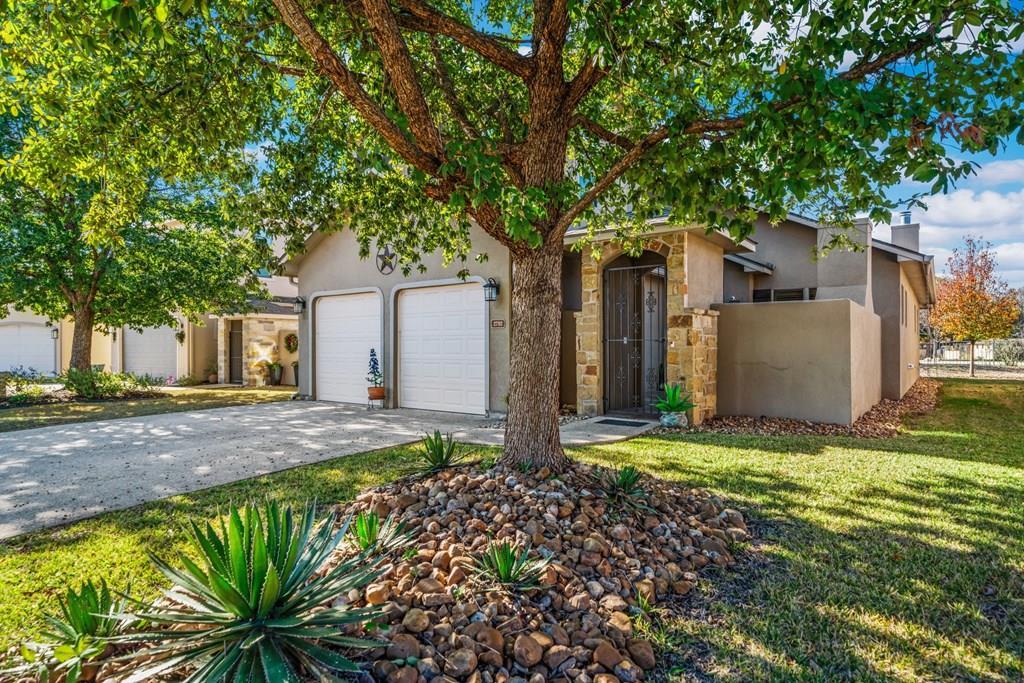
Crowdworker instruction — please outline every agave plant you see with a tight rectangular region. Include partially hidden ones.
[418,430,469,472]
[602,465,650,512]
[471,540,552,592]
[117,501,386,682]
[349,510,413,554]
[7,579,131,683]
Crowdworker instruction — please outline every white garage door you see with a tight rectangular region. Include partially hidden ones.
[398,283,486,414]
[0,324,56,374]
[123,326,178,379]
[315,292,383,403]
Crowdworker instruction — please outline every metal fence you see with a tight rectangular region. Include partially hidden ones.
[920,338,1024,371]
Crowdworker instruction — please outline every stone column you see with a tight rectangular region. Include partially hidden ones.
[576,250,603,416]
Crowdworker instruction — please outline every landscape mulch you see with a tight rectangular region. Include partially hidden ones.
[669,378,941,439]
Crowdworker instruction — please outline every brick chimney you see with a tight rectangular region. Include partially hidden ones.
[890,212,920,252]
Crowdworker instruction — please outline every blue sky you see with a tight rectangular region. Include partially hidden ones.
[875,135,1024,288]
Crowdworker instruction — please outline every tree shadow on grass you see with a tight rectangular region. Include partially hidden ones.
[578,443,1024,682]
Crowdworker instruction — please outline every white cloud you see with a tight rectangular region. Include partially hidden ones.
[967,159,1024,186]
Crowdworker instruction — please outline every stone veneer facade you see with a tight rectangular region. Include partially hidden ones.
[574,232,718,424]
[217,316,297,386]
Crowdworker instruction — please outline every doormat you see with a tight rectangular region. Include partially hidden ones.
[595,418,649,427]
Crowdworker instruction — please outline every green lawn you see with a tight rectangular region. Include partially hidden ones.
[0,379,1021,681]
[0,385,294,432]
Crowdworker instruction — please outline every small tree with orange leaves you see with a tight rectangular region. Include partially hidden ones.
[930,238,1020,377]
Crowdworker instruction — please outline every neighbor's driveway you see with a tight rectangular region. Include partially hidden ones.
[0,401,652,538]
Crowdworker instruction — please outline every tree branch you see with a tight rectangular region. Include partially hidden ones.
[271,0,441,176]
[344,0,534,79]
[555,23,948,236]
[429,37,477,137]
[572,114,632,149]
[359,0,445,158]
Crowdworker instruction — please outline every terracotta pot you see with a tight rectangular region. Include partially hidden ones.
[207,373,218,384]
[367,386,385,400]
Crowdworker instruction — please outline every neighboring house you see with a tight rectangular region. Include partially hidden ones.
[284,211,934,427]
[1,305,219,381]
[717,213,934,422]
[213,274,301,386]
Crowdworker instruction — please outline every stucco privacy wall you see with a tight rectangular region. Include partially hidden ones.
[715,299,881,425]
[293,225,512,412]
[871,251,924,399]
[574,232,719,422]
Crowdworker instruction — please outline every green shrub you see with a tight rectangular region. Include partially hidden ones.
[654,383,695,414]
[8,385,46,405]
[471,540,552,591]
[118,501,386,682]
[349,510,411,554]
[601,465,650,511]
[61,368,157,399]
[418,430,469,472]
[994,339,1024,367]
[7,579,130,683]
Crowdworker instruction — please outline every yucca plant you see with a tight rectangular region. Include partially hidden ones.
[116,501,386,682]
[7,579,131,683]
[601,465,650,512]
[418,430,469,472]
[349,510,413,554]
[654,383,696,415]
[471,540,552,592]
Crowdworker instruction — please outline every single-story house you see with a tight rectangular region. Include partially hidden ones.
[213,274,301,386]
[1,276,300,385]
[283,211,934,426]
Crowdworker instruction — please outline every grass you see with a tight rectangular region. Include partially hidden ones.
[0,379,1021,681]
[0,385,294,432]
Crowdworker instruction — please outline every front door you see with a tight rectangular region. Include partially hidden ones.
[603,252,667,414]
[228,320,243,384]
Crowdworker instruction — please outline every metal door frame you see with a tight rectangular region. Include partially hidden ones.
[602,253,667,415]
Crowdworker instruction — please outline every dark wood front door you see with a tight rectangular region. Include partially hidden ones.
[229,320,243,384]
[603,252,667,414]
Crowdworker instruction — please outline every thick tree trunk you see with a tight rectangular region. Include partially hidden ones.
[969,340,976,377]
[69,306,95,372]
[501,240,572,472]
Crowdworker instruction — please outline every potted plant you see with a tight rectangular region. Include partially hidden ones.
[291,360,299,386]
[205,361,218,384]
[267,361,284,386]
[366,348,384,400]
[655,383,696,428]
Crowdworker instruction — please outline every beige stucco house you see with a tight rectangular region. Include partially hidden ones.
[2,271,300,386]
[283,211,934,426]
[1,305,219,381]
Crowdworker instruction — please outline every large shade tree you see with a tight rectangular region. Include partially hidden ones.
[931,237,1020,377]
[0,6,271,370]
[24,0,1024,468]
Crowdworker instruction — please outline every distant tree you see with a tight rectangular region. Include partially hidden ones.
[1013,287,1024,338]
[0,0,271,371]
[930,237,1020,376]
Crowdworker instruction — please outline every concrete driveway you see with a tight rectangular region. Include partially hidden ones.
[0,401,653,539]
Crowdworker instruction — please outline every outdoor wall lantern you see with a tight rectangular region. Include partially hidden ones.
[292,296,306,314]
[50,329,59,340]
[483,278,500,302]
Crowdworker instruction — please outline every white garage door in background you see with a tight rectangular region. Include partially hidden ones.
[315,292,382,404]
[398,283,486,414]
[0,324,56,374]
[123,326,178,378]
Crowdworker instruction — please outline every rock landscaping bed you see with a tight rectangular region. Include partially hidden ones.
[661,378,941,439]
[335,462,749,682]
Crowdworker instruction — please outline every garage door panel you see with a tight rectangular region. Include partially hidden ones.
[315,293,382,404]
[123,326,178,378]
[0,324,56,374]
[398,283,486,414]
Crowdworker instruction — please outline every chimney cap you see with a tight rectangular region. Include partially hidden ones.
[898,210,912,225]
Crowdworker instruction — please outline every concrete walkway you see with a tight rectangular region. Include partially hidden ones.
[0,402,654,539]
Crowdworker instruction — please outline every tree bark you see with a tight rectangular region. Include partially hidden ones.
[969,339,976,377]
[69,306,95,372]
[501,239,571,471]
